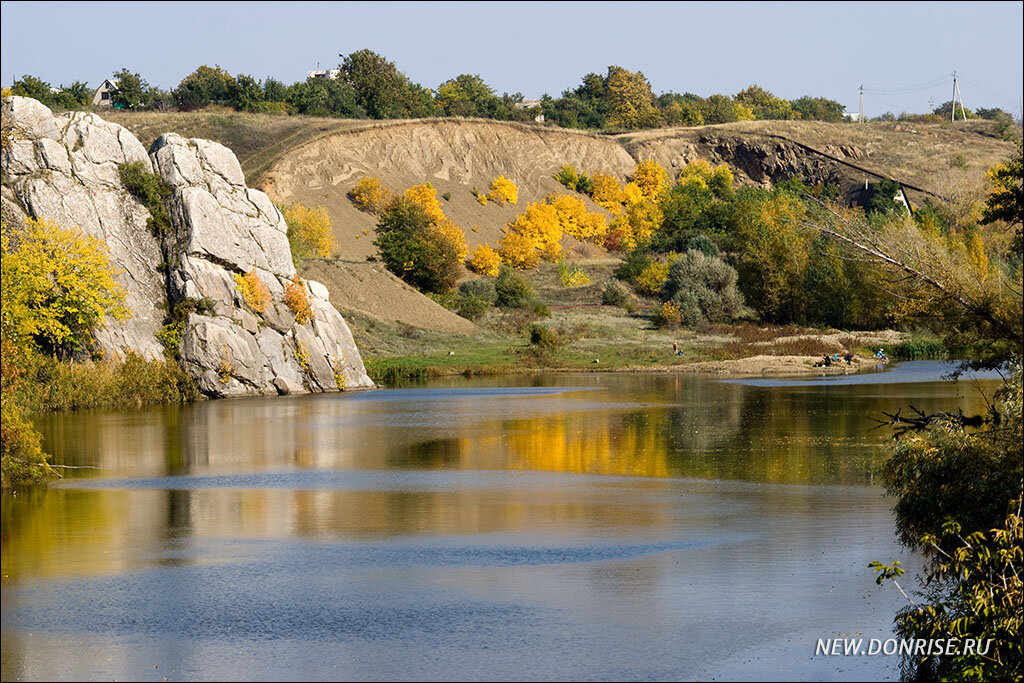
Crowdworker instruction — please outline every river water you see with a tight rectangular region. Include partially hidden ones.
[0,361,1003,681]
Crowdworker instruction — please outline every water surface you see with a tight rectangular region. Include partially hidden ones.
[1,363,999,681]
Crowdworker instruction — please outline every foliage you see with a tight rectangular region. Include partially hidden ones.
[234,270,270,313]
[547,194,607,243]
[660,250,747,324]
[488,175,518,205]
[375,197,461,293]
[790,95,846,122]
[735,84,795,120]
[110,68,149,110]
[635,260,671,296]
[283,203,335,260]
[590,173,626,214]
[467,243,502,277]
[678,159,734,198]
[608,198,662,251]
[601,280,631,309]
[283,276,313,324]
[654,301,682,329]
[174,65,238,110]
[403,183,468,261]
[494,265,534,308]
[981,142,1023,257]
[436,74,500,117]
[341,49,435,119]
[557,261,590,287]
[876,367,1022,681]
[555,165,592,194]
[348,176,392,214]
[118,161,173,235]
[3,218,128,356]
[630,159,670,203]
[528,323,562,349]
[500,201,562,266]
[605,66,661,130]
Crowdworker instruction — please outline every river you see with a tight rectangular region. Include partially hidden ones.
[0,361,1003,681]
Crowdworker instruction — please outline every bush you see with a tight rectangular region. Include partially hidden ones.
[614,249,652,285]
[660,250,746,324]
[555,165,580,191]
[118,161,173,236]
[602,280,630,307]
[654,301,683,328]
[529,323,561,348]
[375,197,460,293]
[557,260,590,287]
[283,275,313,324]
[283,203,335,260]
[635,260,670,296]
[456,295,490,321]
[234,270,271,313]
[466,243,502,277]
[347,176,391,214]
[488,176,518,205]
[685,234,720,257]
[494,266,534,308]
[459,278,497,304]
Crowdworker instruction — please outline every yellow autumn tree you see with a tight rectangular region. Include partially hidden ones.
[283,203,335,259]
[678,159,734,196]
[467,243,502,276]
[404,182,469,261]
[609,199,663,251]
[590,173,626,215]
[2,217,129,355]
[547,194,608,243]
[498,230,542,269]
[283,275,314,324]
[347,176,391,214]
[488,176,518,205]
[630,159,670,203]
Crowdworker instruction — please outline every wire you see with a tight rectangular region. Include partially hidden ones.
[862,76,949,95]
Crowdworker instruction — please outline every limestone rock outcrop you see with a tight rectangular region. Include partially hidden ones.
[1,96,166,358]
[1,96,373,395]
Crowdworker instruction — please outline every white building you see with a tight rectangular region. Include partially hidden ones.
[514,99,545,123]
[307,69,341,81]
[92,79,119,107]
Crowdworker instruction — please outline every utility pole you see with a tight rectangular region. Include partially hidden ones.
[928,97,934,114]
[951,71,967,122]
[859,84,864,123]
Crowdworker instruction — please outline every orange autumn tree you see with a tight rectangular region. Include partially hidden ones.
[403,182,468,262]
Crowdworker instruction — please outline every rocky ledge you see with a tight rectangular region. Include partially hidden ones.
[1,96,373,396]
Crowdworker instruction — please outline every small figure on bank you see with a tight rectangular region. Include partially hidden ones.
[672,340,678,355]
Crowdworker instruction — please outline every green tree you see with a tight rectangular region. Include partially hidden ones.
[10,75,54,104]
[658,93,704,126]
[174,65,237,110]
[110,68,149,110]
[981,142,1023,257]
[789,95,845,122]
[435,74,500,117]
[341,49,430,119]
[700,94,739,124]
[734,84,794,120]
[374,197,459,293]
[263,77,288,103]
[233,74,265,112]
[605,66,660,129]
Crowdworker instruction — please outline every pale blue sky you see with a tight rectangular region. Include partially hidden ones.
[2,1,1021,117]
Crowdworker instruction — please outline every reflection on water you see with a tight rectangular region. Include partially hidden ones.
[1,365,999,681]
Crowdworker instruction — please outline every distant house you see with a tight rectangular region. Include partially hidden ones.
[514,99,545,123]
[92,79,119,107]
[307,68,341,81]
[843,111,862,123]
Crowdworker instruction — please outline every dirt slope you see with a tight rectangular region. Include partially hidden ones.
[263,120,635,260]
[299,259,478,335]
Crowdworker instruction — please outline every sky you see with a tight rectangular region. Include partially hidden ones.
[2,1,1021,117]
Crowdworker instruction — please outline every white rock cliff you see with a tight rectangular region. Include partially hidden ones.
[1,96,373,395]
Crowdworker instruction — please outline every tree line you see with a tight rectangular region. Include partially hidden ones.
[12,49,1016,130]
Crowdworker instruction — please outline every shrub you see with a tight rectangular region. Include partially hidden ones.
[456,295,490,321]
[590,173,626,214]
[660,250,746,324]
[476,191,488,206]
[685,234,720,257]
[467,243,502,277]
[614,249,652,285]
[557,261,590,287]
[459,277,497,304]
[635,260,671,296]
[375,197,461,293]
[555,164,580,191]
[347,176,391,214]
[119,161,174,236]
[3,218,129,356]
[602,280,629,307]
[629,159,670,203]
[234,270,271,313]
[548,194,607,243]
[529,323,561,348]
[283,203,335,260]
[442,191,452,201]
[488,175,518,205]
[494,266,534,308]
[654,301,682,328]
[283,275,313,324]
